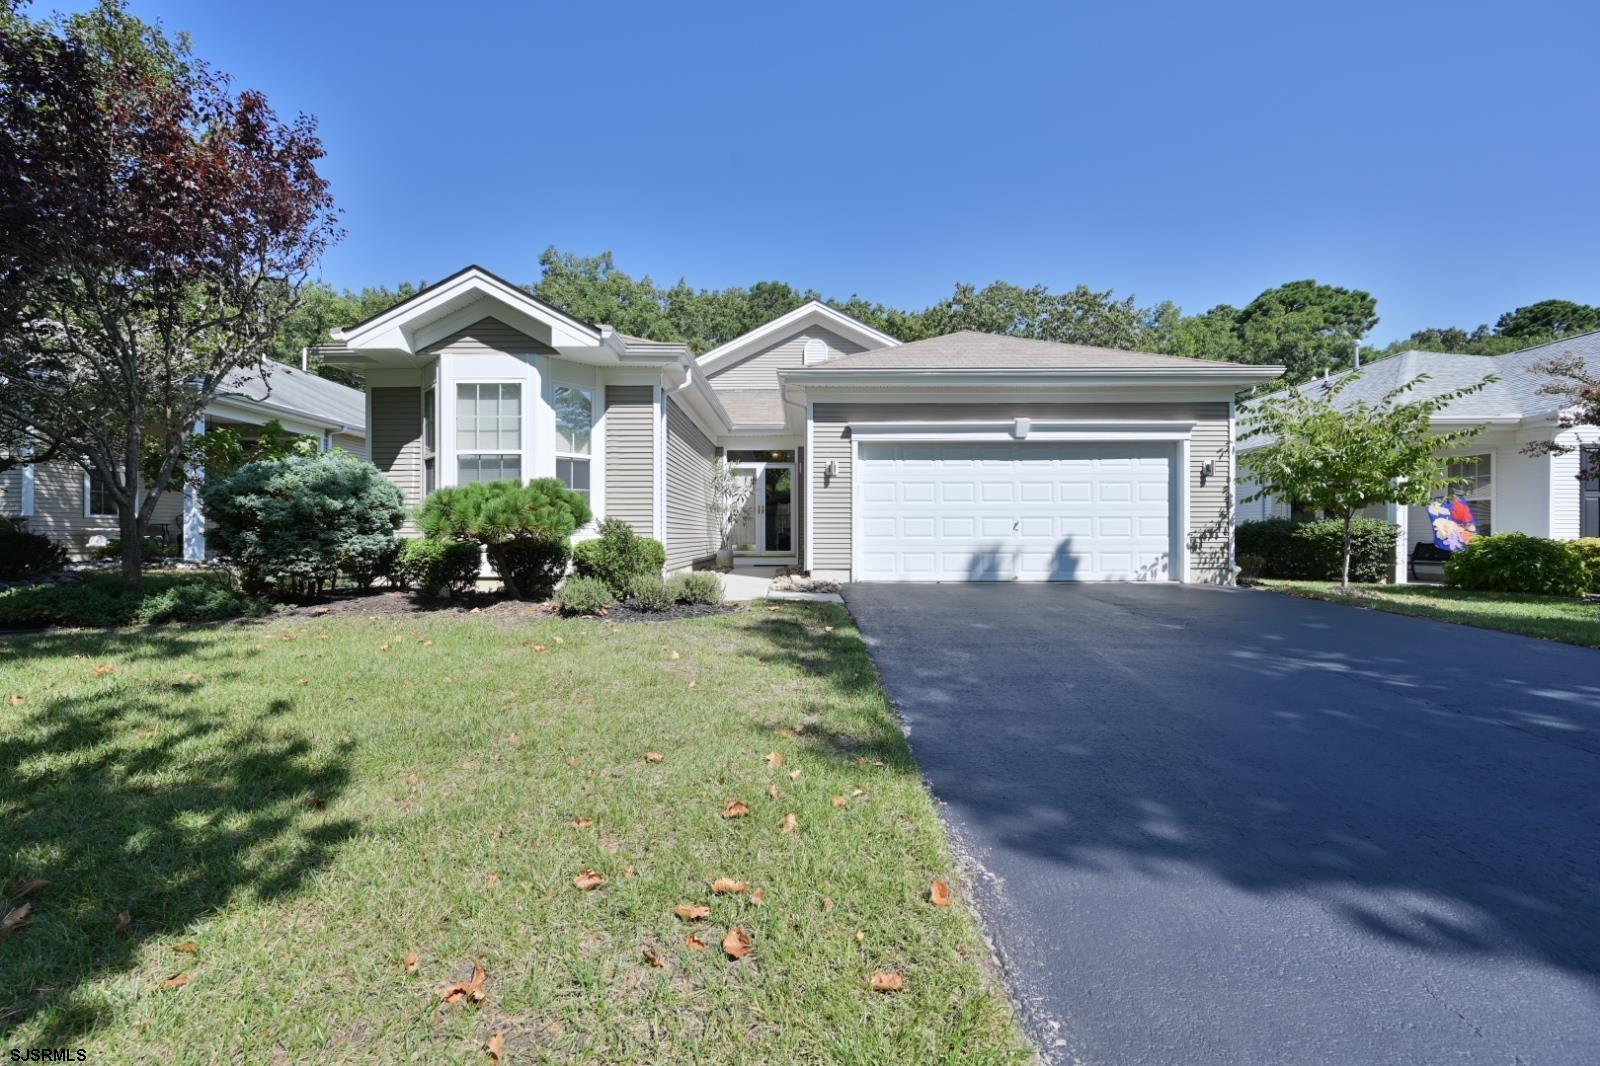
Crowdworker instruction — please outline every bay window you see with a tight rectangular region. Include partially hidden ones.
[456,382,522,483]
[554,385,592,499]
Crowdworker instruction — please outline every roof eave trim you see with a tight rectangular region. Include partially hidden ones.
[696,300,902,373]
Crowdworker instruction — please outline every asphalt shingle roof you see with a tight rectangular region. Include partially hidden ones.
[217,360,366,432]
[799,330,1234,371]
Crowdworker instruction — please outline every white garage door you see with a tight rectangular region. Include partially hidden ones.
[855,441,1176,582]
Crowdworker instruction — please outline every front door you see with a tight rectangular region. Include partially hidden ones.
[730,463,797,561]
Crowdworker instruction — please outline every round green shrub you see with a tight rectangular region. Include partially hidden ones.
[1569,538,1600,591]
[396,538,482,597]
[494,536,569,600]
[0,523,68,581]
[624,573,673,612]
[338,534,403,590]
[1234,517,1398,582]
[571,519,666,594]
[1445,533,1593,596]
[666,571,723,605]
[202,451,405,597]
[556,574,615,616]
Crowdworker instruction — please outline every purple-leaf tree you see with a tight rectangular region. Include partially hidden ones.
[0,0,340,587]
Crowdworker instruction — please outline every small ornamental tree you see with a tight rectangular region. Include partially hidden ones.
[415,479,592,599]
[1521,352,1600,479]
[1239,372,1495,588]
[709,458,754,558]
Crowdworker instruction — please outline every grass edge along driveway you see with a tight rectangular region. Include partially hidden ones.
[1257,580,1600,648]
[0,603,1030,1063]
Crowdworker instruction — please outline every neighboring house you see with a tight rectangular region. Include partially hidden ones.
[1236,331,1600,581]
[0,360,366,560]
[323,265,1282,583]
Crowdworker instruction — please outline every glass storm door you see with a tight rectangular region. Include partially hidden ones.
[730,463,796,558]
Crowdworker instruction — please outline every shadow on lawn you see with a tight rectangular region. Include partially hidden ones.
[0,630,356,1045]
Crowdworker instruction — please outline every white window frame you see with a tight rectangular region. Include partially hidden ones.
[553,384,593,499]
[1444,452,1493,535]
[421,385,437,495]
[454,380,525,484]
[83,470,117,518]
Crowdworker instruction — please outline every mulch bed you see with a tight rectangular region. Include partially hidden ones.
[584,602,743,624]
[274,589,743,625]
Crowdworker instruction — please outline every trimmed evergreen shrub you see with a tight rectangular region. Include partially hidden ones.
[1234,517,1398,583]
[0,523,68,581]
[624,573,673,612]
[415,478,590,599]
[395,538,482,597]
[667,571,724,605]
[338,535,403,590]
[556,575,615,616]
[1445,533,1592,596]
[571,519,666,595]
[202,451,405,597]
[0,572,264,627]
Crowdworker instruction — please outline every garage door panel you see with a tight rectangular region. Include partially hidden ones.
[856,440,1175,582]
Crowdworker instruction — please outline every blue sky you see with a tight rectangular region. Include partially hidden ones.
[58,0,1600,344]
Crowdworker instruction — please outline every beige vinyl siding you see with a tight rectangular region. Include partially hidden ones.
[422,316,555,358]
[605,385,656,536]
[810,402,1233,583]
[371,387,422,531]
[0,466,19,516]
[17,460,182,558]
[664,400,718,571]
[708,327,868,391]
[331,432,366,457]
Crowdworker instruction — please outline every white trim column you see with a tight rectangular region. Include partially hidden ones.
[1387,498,1408,584]
[19,462,35,517]
[183,417,206,562]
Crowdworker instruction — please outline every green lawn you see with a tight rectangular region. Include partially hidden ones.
[0,604,1028,1062]
[1259,580,1600,647]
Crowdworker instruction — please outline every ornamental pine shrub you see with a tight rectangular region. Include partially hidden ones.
[415,478,591,599]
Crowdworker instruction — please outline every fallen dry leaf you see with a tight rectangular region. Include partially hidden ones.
[674,904,711,921]
[685,934,708,951]
[750,887,766,905]
[553,636,564,644]
[568,817,593,829]
[722,926,753,959]
[832,795,847,808]
[159,973,190,990]
[404,951,421,974]
[644,751,664,763]
[483,871,501,888]
[710,878,748,895]
[643,944,667,968]
[173,941,198,954]
[438,962,487,1005]
[530,644,547,653]
[787,769,801,781]
[8,693,25,705]
[91,664,115,678]
[12,878,50,898]
[668,650,681,661]
[722,801,750,819]
[380,643,392,652]
[930,880,951,907]
[779,813,798,833]
[114,910,131,936]
[0,903,31,940]
[486,1030,506,1063]
[822,897,835,914]
[767,783,780,801]
[870,970,904,992]
[506,732,521,745]
[775,728,793,739]
[573,869,606,891]
[405,772,421,787]
[766,752,784,768]
[422,639,434,648]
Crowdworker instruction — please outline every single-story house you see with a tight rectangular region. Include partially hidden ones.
[1,360,366,560]
[1236,331,1600,582]
[320,265,1283,583]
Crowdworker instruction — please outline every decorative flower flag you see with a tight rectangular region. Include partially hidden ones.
[1426,497,1478,552]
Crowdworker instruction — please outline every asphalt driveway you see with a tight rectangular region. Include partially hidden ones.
[842,583,1600,1066]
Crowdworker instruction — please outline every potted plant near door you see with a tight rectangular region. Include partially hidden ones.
[710,458,755,570]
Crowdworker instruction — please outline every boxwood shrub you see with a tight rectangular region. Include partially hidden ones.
[571,519,666,595]
[1569,538,1600,591]
[0,523,68,581]
[1234,517,1399,583]
[395,539,482,597]
[1444,533,1593,596]
[0,572,265,628]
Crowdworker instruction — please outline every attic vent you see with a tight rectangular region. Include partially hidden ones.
[802,338,828,365]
